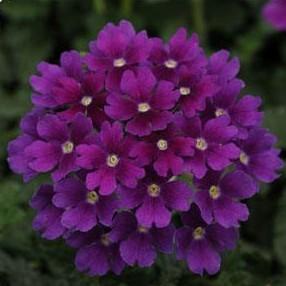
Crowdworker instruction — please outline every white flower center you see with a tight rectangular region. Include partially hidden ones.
[81,96,93,107]
[138,226,149,233]
[86,191,99,204]
[113,58,126,68]
[101,234,111,246]
[62,141,74,154]
[209,185,220,200]
[147,183,161,197]
[195,138,208,151]
[164,59,178,69]
[157,139,168,151]
[215,108,226,117]
[240,152,249,165]
[193,226,205,240]
[106,154,120,167]
[138,102,151,113]
[179,87,191,96]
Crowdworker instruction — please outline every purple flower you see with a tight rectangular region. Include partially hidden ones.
[76,121,145,195]
[263,0,286,31]
[7,20,283,277]
[7,108,44,182]
[119,173,192,227]
[237,128,283,183]
[25,113,94,181]
[53,177,118,232]
[176,66,219,118]
[194,170,258,227]
[130,125,194,176]
[109,212,175,267]
[7,135,37,182]
[55,71,108,129]
[72,226,126,276]
[30,51,108,128]
[105,67,179,136]
[176,114,240,178]
[30,51,83,108]
[30,184,66,240]
[175,205,238,275]
[85,20,151,90]
[149,28,207,82]
[208,50,240,85]
[204,79,263,138]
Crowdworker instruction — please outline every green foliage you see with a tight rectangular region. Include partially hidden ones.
[265,107,286,148]
[274,189,286,268]
[0,0,285,285]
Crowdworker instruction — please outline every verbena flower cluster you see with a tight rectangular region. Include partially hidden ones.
[7,20,283,276]
[263,0,286,30]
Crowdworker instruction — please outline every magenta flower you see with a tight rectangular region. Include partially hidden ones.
[7,20,283,277]
[53,177,118,232]
[105,67,179,136]
[7,108,44,182]
[194,170,258,227]
[130,125,194,176]
[176,65,219,118]
[263,0,286,30]
[119,173,192,227]
[85,20,151,90]
[208,50,240,84]
[175,205,238,275]
[30,51,108,128]
[76,121,145,195]
[30,184,66,240]
[237,128,283,183]
[176,114,240,178]
[204,79,263,138]
[149,28,207,82]
[72,226,126,276]
[109,212,175,267]
[24,113,94,181]
[55,71,108,129]
[30,51,83,108]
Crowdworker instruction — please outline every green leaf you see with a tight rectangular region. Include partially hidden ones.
[0,181,25,232]
[264,107,286,148]
[274,189,286,268]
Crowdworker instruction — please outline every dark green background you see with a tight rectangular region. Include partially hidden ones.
[0,0,286,285]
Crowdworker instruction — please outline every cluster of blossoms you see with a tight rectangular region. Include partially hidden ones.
[263,0,286,31]
[7,20,283,276]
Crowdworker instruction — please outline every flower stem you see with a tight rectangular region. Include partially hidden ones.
[121,0,133,17]
[191,0,207,44]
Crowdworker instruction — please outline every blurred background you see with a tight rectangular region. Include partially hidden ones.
[0,0,286,285]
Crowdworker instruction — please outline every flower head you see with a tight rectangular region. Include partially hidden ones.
[263,0,286,31]
[7,20,283,277]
